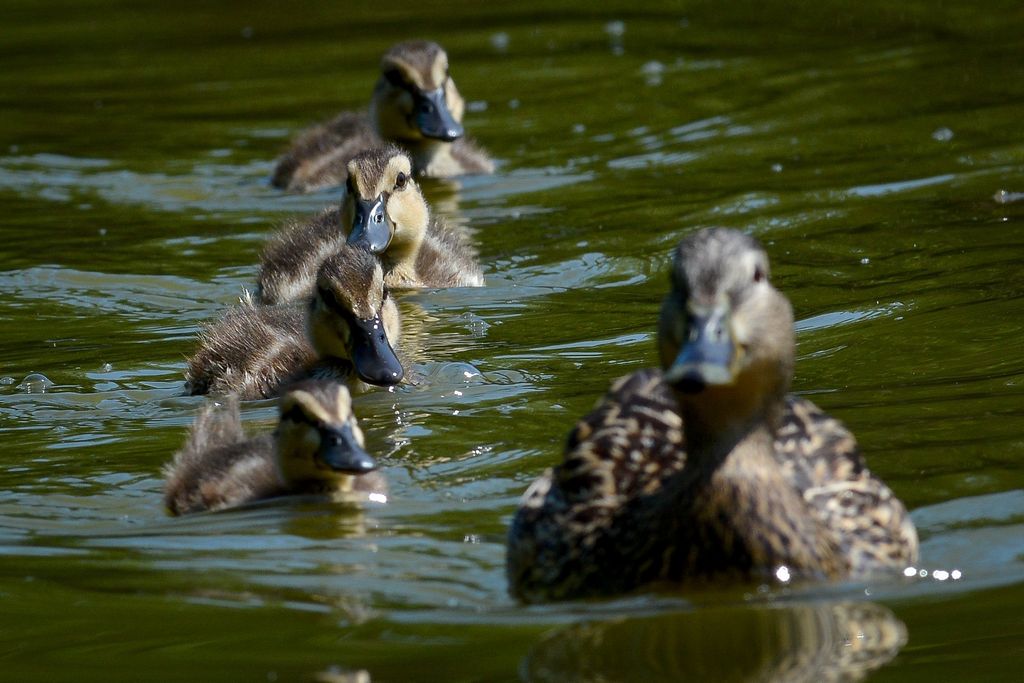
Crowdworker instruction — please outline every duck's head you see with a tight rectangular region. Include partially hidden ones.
[370,40,465,144]
[342,146,429,260]
[658,228,794,434]
[275,379,377,490]
[309,245,404,387]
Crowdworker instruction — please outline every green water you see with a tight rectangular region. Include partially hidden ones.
[3,1,1024,680]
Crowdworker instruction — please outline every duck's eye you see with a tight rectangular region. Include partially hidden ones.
[394,172,408,190]
[753,265,766,283]
[383,286,391,301]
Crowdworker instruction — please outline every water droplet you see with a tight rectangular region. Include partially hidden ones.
[17,373,54,393]
[641,60,664,86]
[604,20,626,37]
[490,32,509,52]
[860,257,870,265]
[931,126,954,142]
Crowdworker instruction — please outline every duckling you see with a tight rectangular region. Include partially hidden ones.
[164,379,386,515]
[185,244,403,400]
[507,228,918,602]
[272,40,493,194]
[258,145,483,305]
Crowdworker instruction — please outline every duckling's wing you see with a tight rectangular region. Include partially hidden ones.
[257,207,345,305]
[507,369,684,600]
[413,217,484,287]
[272,112,381,193]
[775,397,919,573]
[185,301,313,400]
[449,136,495,174]
[164,413,281,516]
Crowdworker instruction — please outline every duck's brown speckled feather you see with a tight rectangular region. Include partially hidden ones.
[507,368,917,601]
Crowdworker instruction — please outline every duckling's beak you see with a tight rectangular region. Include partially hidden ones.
[317,423,377,474]
[664,305,736,394]
[348,195,393,254]
[350,314,404,386]
[415,87,463,142]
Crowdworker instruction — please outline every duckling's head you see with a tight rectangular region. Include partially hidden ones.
[309,245,404,386]
[275,379,377,490]
[370,40,465,144]
[658,228,794,435]
[342,146,429,260]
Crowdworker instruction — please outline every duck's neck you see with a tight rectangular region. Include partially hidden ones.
[679,387,783,473]
[672,392,843,579]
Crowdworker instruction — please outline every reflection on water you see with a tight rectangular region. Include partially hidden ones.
[523,601,906,683]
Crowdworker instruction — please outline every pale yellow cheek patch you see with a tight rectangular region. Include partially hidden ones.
[429,53,448,90]
[331,385,353,423]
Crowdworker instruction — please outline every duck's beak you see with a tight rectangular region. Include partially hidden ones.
[348,195,393,254]
[350,314,404,386]
[317,423,377,474]
[415,87,464,142]
[664,305,736,394]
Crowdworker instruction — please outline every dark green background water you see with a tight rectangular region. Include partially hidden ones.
[3,1,1024,680]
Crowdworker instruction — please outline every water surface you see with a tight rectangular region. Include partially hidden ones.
[3,1,1024,681]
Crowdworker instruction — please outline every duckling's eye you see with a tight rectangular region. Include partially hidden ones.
[384,69,406,89]
[394,172,408,191]
[753,265,766,283]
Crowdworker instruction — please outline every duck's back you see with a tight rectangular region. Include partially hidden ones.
[508,368,917,600]
[256,207,344,305]
[185,299,313,400]
[272,112,382,194]
[163,400,282,515]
